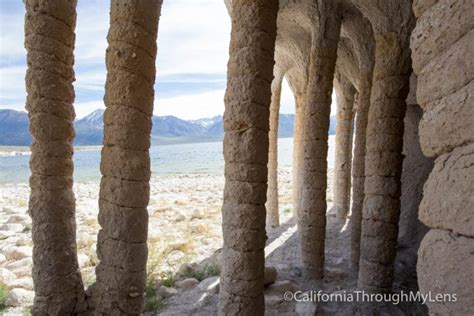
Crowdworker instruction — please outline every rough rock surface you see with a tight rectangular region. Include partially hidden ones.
[297,1,341,280]
[23,0,86,314]
[91,1,163,314]
[411,0,474,314]
[219,1,279,314]
[333,74,355,219]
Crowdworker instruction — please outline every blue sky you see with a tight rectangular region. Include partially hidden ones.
[0,0,298,120]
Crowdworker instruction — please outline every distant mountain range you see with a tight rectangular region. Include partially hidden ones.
[0,109,336,146]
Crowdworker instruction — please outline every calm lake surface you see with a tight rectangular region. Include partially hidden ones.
[0,136,336,184]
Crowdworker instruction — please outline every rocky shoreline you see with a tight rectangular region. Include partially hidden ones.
[0,167,308,313]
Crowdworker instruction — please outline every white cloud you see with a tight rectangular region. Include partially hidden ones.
[155,89,224,120]
[75,0,109,65]
[3,0,298,123]
[156,0,231,76]
[0,5,26,66]
[0,66,26,103]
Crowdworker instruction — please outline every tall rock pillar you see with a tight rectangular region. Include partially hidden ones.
[266,71,284,227]
[349,79,371,267]
[358,31,412,292]
[298,3,342,279]
[219,0,279,314]
[93,1,162,313]
[333,74,356,219]
[25,0,87,314]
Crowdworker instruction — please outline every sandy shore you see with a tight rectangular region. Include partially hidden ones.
[1,166,324,312]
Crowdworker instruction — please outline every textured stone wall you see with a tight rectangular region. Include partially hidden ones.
[24,0,87,314]
[398,75,432,252]
[411,0,474,313]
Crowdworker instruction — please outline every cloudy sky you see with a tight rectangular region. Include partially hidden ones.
[0,0,299,120]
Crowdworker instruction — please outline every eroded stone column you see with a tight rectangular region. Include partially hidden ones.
[25,1,87,314]
[220,0,278,314]
[349,80,371,267]
[333,74,355,219]
[412,0,474,313]
[397,75,431,252]
[298,5,341,279]
[93,1,162,313]
[266,72,284,227]
[292,97,303,218]
[358,32,412,292]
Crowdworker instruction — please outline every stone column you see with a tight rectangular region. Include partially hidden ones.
[333,74,356,219]
[357,32,412,292]
[411,0,474,313]
[397,74,431,252]
[219,0,278,314]
[349,80,371,267]
[93,1,162,314]
[292,97,303,217]
[298,5,341,279]
[24,1,87,314]
[266,72,284,227]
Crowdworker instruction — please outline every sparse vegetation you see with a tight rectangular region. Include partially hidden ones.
[205,263,221,277]
[145,281,162,311]
[160,270,175,288]
[181,269,205,281]
[17,198,28,208]
[82,217,98,228]
[0,281,8,311]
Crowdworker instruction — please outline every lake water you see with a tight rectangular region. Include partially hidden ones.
[0,136,336,184]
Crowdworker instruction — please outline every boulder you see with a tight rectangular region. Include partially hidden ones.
[9,278,34,291]
[7,215,29,225]
[4,246,32,260]
[5,288,34,307]
[0,224,24,233]
[0,268,16,286]
[0,230,15,240]
[264,266,277,286]
[159,286,178,298]
[175,278,199,289]
[268,280,294,293]
[198,276,220,294]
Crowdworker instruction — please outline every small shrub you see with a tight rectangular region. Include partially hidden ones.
[160,270,175,287]
[182,269,205,282]
[145,282,162,311]
[0,281,8,311]
[205,263,221,277]
[284,208,292,213]
[82,218,98,228]
[17,199,28,208]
